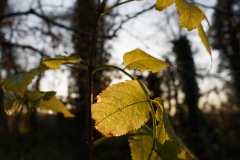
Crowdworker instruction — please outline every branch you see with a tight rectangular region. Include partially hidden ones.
[2,41,46,56]
[0,9,114,38]
[189,0,240,16]
[111,4,155,36]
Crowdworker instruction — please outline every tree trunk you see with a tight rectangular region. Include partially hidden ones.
[172,36,207,154]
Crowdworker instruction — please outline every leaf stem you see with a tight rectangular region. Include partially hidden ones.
[93,65,135,80]
[93,137,110,147]
[147,101,157,160]
[136,81,157,160]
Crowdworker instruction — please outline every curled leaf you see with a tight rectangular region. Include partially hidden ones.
[43,55,84,69]
[198,24,211,55]
[123,48,170,73]
[175,0,205,31]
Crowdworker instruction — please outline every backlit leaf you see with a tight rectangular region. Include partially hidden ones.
[198,24,211,55]
[26,90,45,112]
[123,48,170,73]
[175,0,204,31]
[92,80,151,137]
[129,126,161,160]
[1,65,49,98]
[3,89,22,100]
[1,70,36,97]
[154,97,198,160]
[43,55,84,69]
[40,96,74,118]
[195,4,210,27]
[155,140,186,160]
[42,91,56,100]
[155,0,174,11]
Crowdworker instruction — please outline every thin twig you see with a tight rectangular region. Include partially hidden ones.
[0,9,114,38]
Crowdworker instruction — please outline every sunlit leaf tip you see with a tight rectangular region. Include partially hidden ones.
[92,80,151,137]
[198,24,211,55]
[123,48,170,73]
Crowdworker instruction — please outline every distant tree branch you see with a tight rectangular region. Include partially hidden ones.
[2,41,46,56]
[0,9,114,38]
[190,0,240,16]
[111,4,155,36]
[1,2,239,40]
[111,0,240,37]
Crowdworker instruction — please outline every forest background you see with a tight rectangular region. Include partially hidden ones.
[0,0,240,159]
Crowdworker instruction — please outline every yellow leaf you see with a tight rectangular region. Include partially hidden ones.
[123,48,170,73]
[155,0,175,11]
[196,4,210,27]
[175,0,204,31]
[198,24,211,55]
[40,96,75,118]
[92,80,150,137]
[43,55,83,69]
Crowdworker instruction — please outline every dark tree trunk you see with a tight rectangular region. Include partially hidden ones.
[211,0,240,107]
[172,36,207,155]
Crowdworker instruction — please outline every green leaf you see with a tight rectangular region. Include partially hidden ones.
[32,64,50,73]
[41,91,56,100]
[3,89,22,100]
[26,90,45,112]
[1,65,51,115]
[1,65,49,98]
[175,0,205,31]
[155,140,186,160]
[198,24,211,55]
[40,96,75,118]
[123,48,170,73]
[155,0,174,11]
[129,126,161,160]
[43,55,84,69]
[92,80,151,137]
[1,70,36,97]
[153,97,198,160]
